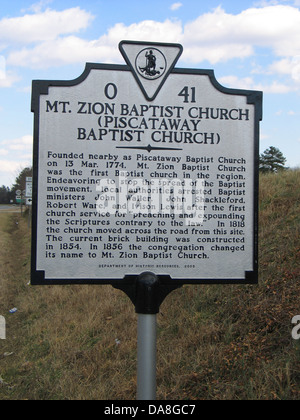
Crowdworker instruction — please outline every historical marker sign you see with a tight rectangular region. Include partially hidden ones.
[31,41,262,286]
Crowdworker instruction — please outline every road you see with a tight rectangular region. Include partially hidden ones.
[0,205,21,213]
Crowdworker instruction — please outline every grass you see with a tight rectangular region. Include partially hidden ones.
[0,170,299,400]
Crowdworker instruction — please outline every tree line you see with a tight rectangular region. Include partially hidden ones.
[259,146,287,173]
[0,167,32,204]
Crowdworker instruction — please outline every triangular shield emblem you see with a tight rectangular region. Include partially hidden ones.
[119,41,183,101]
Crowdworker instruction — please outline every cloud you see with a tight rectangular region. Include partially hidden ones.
[254,0,284,6]
[6,4,300,70]
[183,44,254,64]
[0,162,32,188]
[8,19,183,68]
[182,5,300,63]
[256,81,293,94]
[0,160,18,170]
[254,0,300,6]
[219,75,293,94]
[269,57,300,83]
[103,19,183,44]
[0,159,27,178]
[23,0,54,14]
[0,70,21,88]
[0,7,93,44]
[1,135,33,152]
[218,76,257,91]
[0,55,5,79]
[0,136,33,185]
[170,3,183,11]
[3,3,300,98]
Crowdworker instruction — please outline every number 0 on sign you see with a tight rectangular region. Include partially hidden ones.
[31,40,262,286]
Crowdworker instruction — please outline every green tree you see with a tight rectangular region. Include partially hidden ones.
[259,147,287,173]
[0,185,11,204]
[11,167,32,194]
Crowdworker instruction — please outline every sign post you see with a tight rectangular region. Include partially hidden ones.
[31,40,262,399]
[136,273,158,400]
[15,189,22,204]
[137,313,157,400]
[25,177,33,228]
[25,177,32,203]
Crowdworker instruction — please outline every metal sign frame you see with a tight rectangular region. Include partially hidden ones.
[31,41,262,289]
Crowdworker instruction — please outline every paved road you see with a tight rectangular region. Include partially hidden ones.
[0,205,21,213]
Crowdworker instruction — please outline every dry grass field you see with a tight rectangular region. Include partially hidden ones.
[0,170,299,400]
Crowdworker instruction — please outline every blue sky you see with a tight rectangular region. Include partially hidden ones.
[0,0,300,186]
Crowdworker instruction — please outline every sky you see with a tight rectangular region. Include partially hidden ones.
[0,0,300,187]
